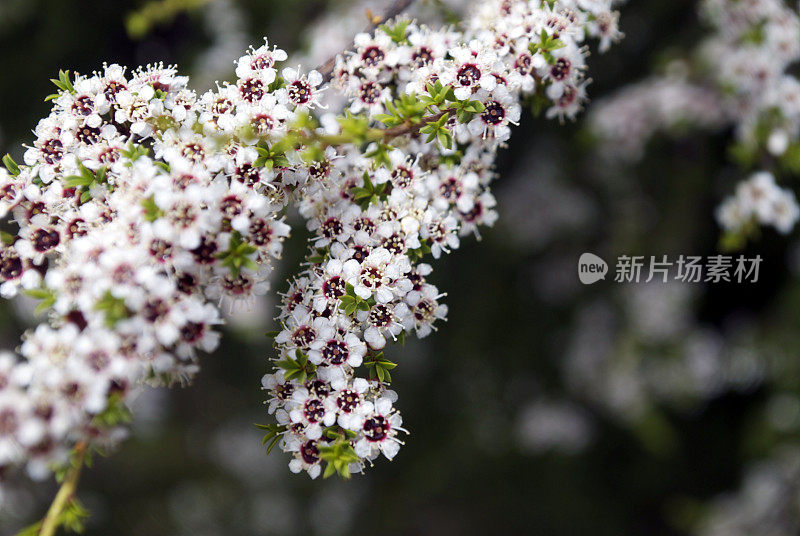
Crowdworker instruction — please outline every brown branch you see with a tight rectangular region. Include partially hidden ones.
[381,109,452,141]
[317,0,416,83]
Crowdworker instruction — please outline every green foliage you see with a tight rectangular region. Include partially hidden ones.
[421,81,456,108]
[419,112,454,149]
[121,143,151,162]
[2,153,20,176]
[406,239,432,261]
[719,217,760,252]
[300,144,326,164]
[307,246,330,265]
[529,29,566,64]
[338,282,375,316]
[254,142,291,170]
[319,439,360,479]
[254,423,287,455]
[0,230,16,245]
[276,349,316,383]
[452,98,486,124]
[728,141,759,170]
[47,69,76,101]
[59,498,89,533]
[380,19,411,45]
[364,140,396,168]
[779,142,800,175]
[125,0,213,39]
[64,162,108,203]
[338,112,372,145]
[364,352,397,383]
[17,497,90,535]
[141,195,164,222]
[216,231,258,277]
[268,75,287,92]
[740,20,767,45]
[16,520,43,536]
[94,291,130,328]
[23,287,57,315]
[374,92,427,127]
[324,426,357,441]
[525,86,553,117]
[350,172,390,209]
[91,394,132,428]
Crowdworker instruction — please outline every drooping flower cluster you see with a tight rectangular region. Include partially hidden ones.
[589,0,800,240]
[0,0,623,487]
[260,0,623,479]
[716,171,799,235]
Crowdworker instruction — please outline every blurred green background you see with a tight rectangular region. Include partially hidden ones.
[2,0,800,535]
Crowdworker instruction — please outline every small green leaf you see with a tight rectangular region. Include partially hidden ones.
[2,154,20,176]
[0,231,16,245]
[64,175,93,187]
[24,287,57,315]
[50,69,76,95]
[94,291,130,327]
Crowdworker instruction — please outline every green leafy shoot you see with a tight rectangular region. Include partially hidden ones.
[338,282,375,316]
[254,423,287,455]
[276,349,316,383]
[379,19,411,44]
[419,112,454,149]
[307,246,330,265]
[91,394,132,428]
[407,239,432,262]
[64,162,108,204]
[529,29,566,64]
[337,112,372,145]
[121,142,151,163]
[94,291,131,328]
[319,439,361,479]
[421,81,457,109]
[452,98,486,124]
[374,92,427,127]
[350,172,390,210]
[254,142,291,170]
[364,352,398,383]
[364,140,396,168]
[216,231,258,278]
[47,69,76,99]
[24,287,57,315]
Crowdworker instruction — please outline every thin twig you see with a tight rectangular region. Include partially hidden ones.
[317,0,416,83]
[381,109,452,140]
[38,442,88,536]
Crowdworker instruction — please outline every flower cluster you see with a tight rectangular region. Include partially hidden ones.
[0,49,313,478]
[0,0,623,489]
[589,0,800,241]
[716,171,799,236]
[588,71,725,161]
[260,0,623,478]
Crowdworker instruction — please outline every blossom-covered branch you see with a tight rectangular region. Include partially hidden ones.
[259,0,623,478]
[0,0,623,530]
